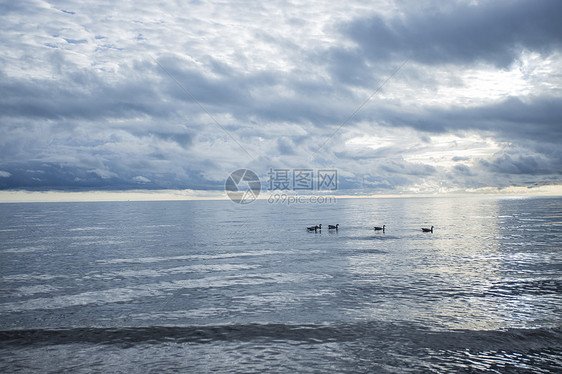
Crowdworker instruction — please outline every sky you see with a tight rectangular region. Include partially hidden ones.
[1,0,561,199]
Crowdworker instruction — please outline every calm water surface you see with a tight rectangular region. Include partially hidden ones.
[1,196,561,373]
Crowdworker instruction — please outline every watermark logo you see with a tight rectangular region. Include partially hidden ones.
[267,194,337,206]
[267,168,337,191]
[225,168,337,205]
[225,169,261,204]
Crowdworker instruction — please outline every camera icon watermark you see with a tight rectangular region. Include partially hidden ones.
[225,169,261,204]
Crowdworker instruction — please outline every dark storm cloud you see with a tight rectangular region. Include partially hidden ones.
[0,161,223,191]
[0,69,170,121]
[150,132,194,148]
[0,162,122,190]
[0,0,560,193]
[160,57,253,108]
[156,55,347,127]
[480,153,559,176]
[341,0,562,67]
[376,96,562,145]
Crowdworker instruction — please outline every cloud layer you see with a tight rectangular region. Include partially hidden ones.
[1,0,561,193]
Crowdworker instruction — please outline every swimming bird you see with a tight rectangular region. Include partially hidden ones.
[328,224,339,230]
[421,226,434,233]
[307,225,318,232]
[374,225,385,232]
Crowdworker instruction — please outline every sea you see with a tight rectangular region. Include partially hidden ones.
[0,196,561,373]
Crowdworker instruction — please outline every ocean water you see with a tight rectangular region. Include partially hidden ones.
[0,196,561,373]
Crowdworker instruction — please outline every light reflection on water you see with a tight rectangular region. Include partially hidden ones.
[1,197,560,330]
[0,197,560,372]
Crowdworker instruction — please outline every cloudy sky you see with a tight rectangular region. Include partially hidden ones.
[1,0,561,197]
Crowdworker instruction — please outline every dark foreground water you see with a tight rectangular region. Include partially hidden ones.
[1,196,561,373]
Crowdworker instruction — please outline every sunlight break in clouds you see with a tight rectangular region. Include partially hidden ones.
[0,0,561,198]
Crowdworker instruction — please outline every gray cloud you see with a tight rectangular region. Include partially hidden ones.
[341,0,562,67]
[0,0,560,193]
[376,96,562,145]
[480,153,559,176]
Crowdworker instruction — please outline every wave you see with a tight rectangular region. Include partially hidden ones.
[1,272,330,313]
[96,249,284,265]
[1,323,560,350]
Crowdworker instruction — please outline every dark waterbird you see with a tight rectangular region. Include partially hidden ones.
[421,226,434,233]
[307,224,321,232]
[328,224,339,230]
[374,225,385,232]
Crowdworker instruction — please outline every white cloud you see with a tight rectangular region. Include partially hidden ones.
[89,168,118,180]
[0,0,560,193]
[133,176,150,183]
[402,133,503,169]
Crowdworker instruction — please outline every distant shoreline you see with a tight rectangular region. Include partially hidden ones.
[1,185,561,203]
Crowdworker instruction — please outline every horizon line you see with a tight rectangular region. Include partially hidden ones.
[0,184,561,203]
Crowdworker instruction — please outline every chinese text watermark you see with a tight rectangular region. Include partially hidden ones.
[226,168,338,205]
